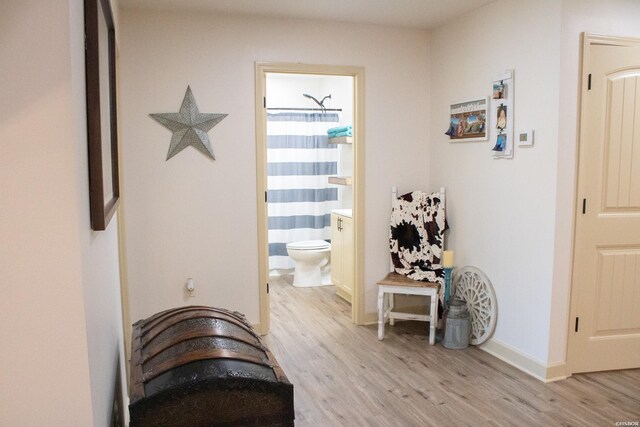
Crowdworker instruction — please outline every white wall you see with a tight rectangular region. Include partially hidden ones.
[266,74,353,120]
[548,0,640,363]
[119,9,431,322]
[70,1,128,424]
[429,0,562,363]
[0,1,126,425]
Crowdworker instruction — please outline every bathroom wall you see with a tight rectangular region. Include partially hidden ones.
[119,9,431,323]
[266,74,354,124]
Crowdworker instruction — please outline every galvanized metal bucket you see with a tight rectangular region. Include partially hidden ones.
[443,298,470,349]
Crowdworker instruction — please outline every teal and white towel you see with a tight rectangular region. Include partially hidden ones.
[327,125,352,137]
[327,125,352,134]
[328,130,352,137]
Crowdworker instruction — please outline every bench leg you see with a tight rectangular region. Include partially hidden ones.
[389,294,395,326]
[429,293,437,345]
[377,289,385,340]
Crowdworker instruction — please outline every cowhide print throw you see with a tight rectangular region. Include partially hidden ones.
[389,191,447,300]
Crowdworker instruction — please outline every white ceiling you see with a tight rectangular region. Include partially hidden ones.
[118,0,496,30]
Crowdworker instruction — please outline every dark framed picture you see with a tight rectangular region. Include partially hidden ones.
[84,0,119,231]
[446,98,488,142]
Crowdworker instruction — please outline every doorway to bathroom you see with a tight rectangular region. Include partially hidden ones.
[255,63,365,334]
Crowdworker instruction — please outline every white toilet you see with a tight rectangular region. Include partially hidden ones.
[286,240,332,287]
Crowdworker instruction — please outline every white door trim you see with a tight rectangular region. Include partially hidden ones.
[254,62,366,334]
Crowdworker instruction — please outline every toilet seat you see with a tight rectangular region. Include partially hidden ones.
[286,240,330,251]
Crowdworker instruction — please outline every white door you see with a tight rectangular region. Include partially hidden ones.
[569,35,640,373]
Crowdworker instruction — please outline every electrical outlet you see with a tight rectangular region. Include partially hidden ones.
[186,278,195,297]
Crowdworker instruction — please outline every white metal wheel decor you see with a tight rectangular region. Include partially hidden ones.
[452,266,497,345]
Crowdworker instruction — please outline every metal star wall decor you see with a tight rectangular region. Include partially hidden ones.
[150,86,228,161]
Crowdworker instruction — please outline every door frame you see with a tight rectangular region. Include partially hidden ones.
[254,62,366,334]
[566,33,640,374]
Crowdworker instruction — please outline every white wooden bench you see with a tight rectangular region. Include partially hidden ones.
[377,272,440,345]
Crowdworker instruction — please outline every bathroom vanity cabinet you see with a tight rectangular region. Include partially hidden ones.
[331,212,353,303]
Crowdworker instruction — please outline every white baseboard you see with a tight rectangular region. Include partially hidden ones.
[480,338,568,383]
[123,395,130,426]
[545,361,569,382]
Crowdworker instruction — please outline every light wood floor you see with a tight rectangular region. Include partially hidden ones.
[264,276,640,426]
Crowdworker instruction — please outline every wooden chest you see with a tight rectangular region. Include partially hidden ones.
[129,306,294,427]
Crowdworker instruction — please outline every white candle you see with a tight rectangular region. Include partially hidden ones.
[443,250,454,267]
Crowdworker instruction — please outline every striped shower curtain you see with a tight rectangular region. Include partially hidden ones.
[267,112,340,271]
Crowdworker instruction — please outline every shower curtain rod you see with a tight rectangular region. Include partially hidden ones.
[266,107,342,111]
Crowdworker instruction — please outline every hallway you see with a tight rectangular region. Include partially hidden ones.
[265,276,640,426]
